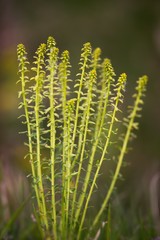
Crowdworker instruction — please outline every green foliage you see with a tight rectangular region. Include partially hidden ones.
[17,36,147,240]
[0,195,31,239]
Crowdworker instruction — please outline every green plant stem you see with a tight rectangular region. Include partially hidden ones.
[21,67,39,207]
[72,70,96,229]
[66,114,71,221]
[88,77,146,237]
[35,84,48,231]
[35,54,49,231]
[49,57,57,239]
[74,65,112,226]
[77,74,126,239]
[17,45,41,225]
[61,82,67,239]
[66,101,73,225]
[71,43,91,169]
[59,51,70,238]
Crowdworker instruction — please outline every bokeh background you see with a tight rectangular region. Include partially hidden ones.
[0,0,160,236]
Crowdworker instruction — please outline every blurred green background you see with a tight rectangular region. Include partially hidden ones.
[0,0,160,237]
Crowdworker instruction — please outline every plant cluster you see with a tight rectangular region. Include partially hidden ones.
[17,36,147,240]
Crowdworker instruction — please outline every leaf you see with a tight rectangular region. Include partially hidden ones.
[0,195,31,239]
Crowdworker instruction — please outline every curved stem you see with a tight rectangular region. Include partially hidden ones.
[49,57,57,239]
[88,82,143,236]
[71,70,96,228]
[34,47,49,231]
[77,74,126,239]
